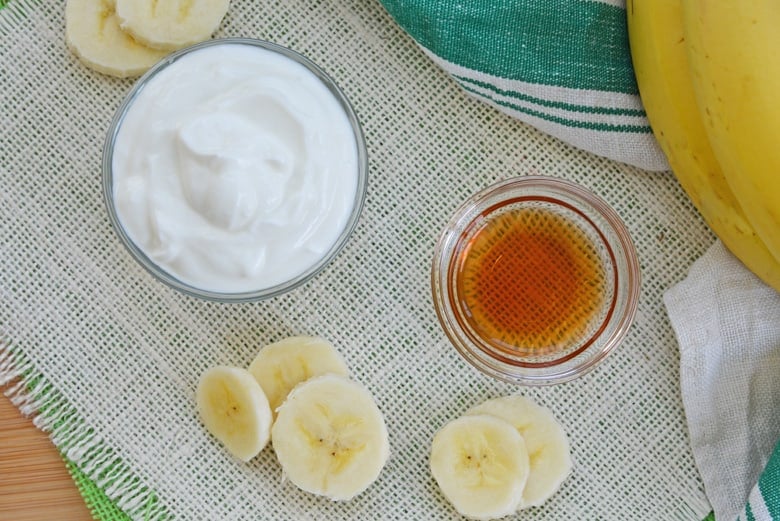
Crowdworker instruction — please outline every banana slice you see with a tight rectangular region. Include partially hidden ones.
[271,375,390,501]
[248,336,349,419]
[115,0,230,51]
[467,395,572,508]
[65,0,168,78]
[196,366,272,462]
[430,414,530,520]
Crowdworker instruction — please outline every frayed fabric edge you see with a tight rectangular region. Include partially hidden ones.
[0,333,171,521]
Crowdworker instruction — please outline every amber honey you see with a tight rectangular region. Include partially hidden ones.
[455,204,608,357]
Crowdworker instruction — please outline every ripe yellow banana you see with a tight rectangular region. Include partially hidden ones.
[680,0,780,265]
[627,0,780,292]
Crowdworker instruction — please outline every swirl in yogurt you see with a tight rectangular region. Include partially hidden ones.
[111,43,359,294]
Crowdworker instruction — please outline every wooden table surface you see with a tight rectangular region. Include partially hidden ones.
[0,391,94,521]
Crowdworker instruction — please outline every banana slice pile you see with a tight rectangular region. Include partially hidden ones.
[430,395,572,520]
[65,0,230,78]
[196,336,389,501]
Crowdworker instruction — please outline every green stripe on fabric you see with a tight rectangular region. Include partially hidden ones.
[381,0,638,94]
[65,458,133,521]
[759,440,780,519]
[460,83,651,133]
[745,501,756,521]
[454,74,646,117]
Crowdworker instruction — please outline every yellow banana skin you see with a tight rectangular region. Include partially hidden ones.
[627,0,780,292]
[681,0,780,264]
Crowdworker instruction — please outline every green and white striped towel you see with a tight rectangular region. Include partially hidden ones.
[737,441,780,521]
[379,0,669,171]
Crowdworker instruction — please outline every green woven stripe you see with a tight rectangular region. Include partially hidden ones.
[759,440,780,519]
[381,0,638,94]
[460,83,651,133]
[455,74,646,117]
[65,458,133,521]
[746,501,756,521]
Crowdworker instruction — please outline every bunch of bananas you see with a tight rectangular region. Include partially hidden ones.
[627,0,780,292]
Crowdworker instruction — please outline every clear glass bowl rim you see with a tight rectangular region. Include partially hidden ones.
[102,38,369,303]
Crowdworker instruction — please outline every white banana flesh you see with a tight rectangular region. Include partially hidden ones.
[466,395,572,508]
[271,375,389,501]
[65,0,168,78]
[248,336,349,419]
[115,0,230,51]
[196,366,272,462]
[430,414,530,520]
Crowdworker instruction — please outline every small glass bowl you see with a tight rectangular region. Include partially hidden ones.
[102,38,368,302]
[431,176,640,385]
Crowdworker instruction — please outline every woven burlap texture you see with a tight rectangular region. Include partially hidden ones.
[0,1,711,519]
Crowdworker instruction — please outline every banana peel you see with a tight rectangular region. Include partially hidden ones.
[627,0,780,292]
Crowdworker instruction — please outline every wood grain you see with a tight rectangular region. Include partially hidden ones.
[0,391,94,521]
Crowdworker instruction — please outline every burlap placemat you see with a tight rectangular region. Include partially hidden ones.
[1,1,711,519]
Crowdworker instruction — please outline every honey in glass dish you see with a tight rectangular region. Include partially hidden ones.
[432,176,640,385]
[454,204,609,359]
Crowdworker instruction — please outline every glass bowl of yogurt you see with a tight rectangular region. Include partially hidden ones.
[103,38,368,302]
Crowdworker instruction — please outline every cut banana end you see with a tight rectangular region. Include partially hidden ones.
[115,0,230,51]
[65,0,168,78]
[467,395,572,508]
[248,336,349,419]
[430,415,530,520]
[196,366,272,462]
[271,375,389,501]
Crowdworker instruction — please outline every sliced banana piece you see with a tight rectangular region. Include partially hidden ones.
[271,374,389,501]
[65,0,168,78]
[248,336,349,419]
[430,414,530,520]
[467,395,572,508]
[115,0,230,51]
[196,366,272,462]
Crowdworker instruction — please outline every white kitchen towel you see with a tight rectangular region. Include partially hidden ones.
[664,241,780,521]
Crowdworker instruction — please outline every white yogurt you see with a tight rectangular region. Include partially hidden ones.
[111,42,360,294]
